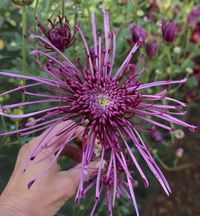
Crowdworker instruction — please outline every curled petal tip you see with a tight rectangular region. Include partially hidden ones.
[95,196,100,201]
[143,179,149,188]
[188,125,198,132]
[30,50,38,55]
[181,78,187,83]
[100,8,108,14]
[138,37,143,44]
[28,179,35,189]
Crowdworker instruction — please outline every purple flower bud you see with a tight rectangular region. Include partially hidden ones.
[147,0,159,21]
[36,16,75,52]
[174,129,185,139]
[188,7,200,24]
[128,63,137,74]
[191,23,200,43]
[161,19,178,42]
[175,148,184,158]
[146,42,158,57]
[150,128,163,142]
[130,25,146,43]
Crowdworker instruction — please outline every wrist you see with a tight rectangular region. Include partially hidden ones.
[0,195,32,216]
[0,204,28,216]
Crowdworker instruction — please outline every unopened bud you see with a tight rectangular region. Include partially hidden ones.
[155,69,161,75]
[166,67,171,74]
[161,19,178,42]
[12,0,34,7]
[175,148,184,158]
[0,39,6,49]
[186,67,193,74]
[10,108,23,123]
[174,129,185,139]
[4,94,10,101]
[146,42,158,58]
[137,10,145,17]
[19,79,25,86]
[173,46,181,54]
[28,117,36,124]
[79,205,85,210]
[130,25,146,44]
[12,0,34,6]
[4,109,11,114]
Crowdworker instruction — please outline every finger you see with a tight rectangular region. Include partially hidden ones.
[24,121,78,160]
[56,161,99,200]
[61,145,82,162]
[36,120,74,149]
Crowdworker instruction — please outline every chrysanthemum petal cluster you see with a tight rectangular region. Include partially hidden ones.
[0,9,196,216]
[36,16,75,52]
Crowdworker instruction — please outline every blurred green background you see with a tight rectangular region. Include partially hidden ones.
[0,0,200,215]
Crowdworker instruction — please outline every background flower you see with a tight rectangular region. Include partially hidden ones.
[35,16,75,51]
[161,19,178,42]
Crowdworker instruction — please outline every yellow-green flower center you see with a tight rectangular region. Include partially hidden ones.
[98,94,112,108]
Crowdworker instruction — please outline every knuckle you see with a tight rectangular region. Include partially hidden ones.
[18,144,29,155]
[63,177,78,198]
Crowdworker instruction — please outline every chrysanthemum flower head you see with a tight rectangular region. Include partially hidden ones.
[129,24,147,44]
[0,9,196,216]
[146,41,158,58]
[36,16,75,52]
[161,19,178,42]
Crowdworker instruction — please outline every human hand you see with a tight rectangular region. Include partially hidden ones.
[0,121,97,216]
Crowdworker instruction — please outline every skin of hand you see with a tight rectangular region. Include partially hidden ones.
[0,121,98,216]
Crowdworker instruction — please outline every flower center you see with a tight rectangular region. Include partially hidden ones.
[98,94,112,108]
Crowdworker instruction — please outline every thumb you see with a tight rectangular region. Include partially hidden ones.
[55,161,99,200]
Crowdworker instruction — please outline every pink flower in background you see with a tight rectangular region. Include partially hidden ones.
[175,148,184,158]
[188,6,200,24]
[150,127,163,142]
[0,9,196,216]
[147,0,159,21]
[191,23,200,43]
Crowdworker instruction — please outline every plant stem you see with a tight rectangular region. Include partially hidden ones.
[165,45,175,146]
[1,116,7,132]
[153,150,175,171]
[61,0,65,17]
[161,98,175,145]
[166,46,173,79]
[21,5,27,104]
[184,25,191,57]
[22,5,27,73]
[34,0,40,31]
[1,116,9,144]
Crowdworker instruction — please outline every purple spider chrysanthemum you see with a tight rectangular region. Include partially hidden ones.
[0,9,196,216]
[35,16,75,52]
